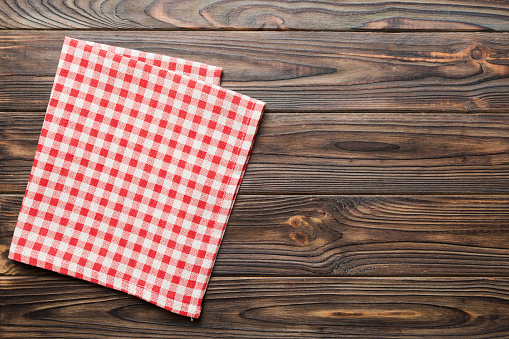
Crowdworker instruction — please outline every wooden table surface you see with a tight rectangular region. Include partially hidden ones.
[1,1,509,338]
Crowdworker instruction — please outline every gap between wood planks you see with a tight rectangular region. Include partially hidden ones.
[5,28,509,33]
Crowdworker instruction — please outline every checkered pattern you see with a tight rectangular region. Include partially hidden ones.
[9,37,265,319]
[82,38,222,85]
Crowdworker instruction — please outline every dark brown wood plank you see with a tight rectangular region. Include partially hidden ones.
[2,275,509,338]
[2,194,509,276]
[2,111,509,194]
[1,0,509,31]
[1,31,509,112]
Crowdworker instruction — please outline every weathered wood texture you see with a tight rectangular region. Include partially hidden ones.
[2,276,509,338]
[1,31,509,112]
[2,112,509,194]
[2,194,509,276]
[1,0,509,31]
[1,0,509,335]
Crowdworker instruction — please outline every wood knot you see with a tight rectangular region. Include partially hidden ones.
[285,214,321,245]
[255,14,285,29]
[289,231,311,245]
[283,209,342,247]
[468,101,477,112]
[470,47,483,60]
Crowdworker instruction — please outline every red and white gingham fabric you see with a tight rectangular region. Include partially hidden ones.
[9,37,265,318]
[85,39,222,85]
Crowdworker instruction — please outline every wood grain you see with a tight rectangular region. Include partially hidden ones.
[0,0,508,336]
[2,111,509,194]
[2,194,509,276]
[1,31,509,112]
[2,275,509,338]
[1,0,509,31]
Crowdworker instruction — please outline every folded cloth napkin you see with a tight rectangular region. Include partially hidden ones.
[82,38,222,86]
[9,37,265,318]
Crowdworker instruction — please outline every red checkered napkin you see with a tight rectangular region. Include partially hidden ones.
[9,37,265,318]
[80,38,222,86]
